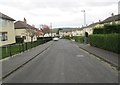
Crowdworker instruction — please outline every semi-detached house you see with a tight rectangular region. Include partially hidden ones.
[14,19,38,42]
[0,12,15,47]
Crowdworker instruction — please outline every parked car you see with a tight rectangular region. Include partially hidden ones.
[53,37,59,41]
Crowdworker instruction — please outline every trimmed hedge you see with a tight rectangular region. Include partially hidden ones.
[62,36,84,43]
[16,37,24,43]
[63,36,71,40]
[89,34,120,54]
[37,37,52,43]
[93,24,120,34]
[1,37,52,59]
[72,36,84,43]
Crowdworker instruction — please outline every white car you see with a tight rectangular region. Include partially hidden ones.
[53,37,59,41]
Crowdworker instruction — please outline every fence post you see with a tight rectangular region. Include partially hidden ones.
[36,41,37,47]
[19,43,21,53]
[5,46,8,56]
[22,43,24,52]
[31,42,32,48]
[37,40,38,46]
[9,45,12,56]
[26,43,27,50]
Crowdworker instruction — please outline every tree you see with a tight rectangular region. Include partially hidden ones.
[57,28,63,35]
[40,24,50,37]
[25,26,36,42]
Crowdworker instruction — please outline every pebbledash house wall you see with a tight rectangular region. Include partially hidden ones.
[15,28,37,42]
[0,18,15,47]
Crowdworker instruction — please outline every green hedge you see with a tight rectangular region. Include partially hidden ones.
[93,24,120,34]
[37,37,52,43]
[16,37,24,43]
[1,37,52,59]
[72,36,84,43]
[62,36,84,43]
[62,36,71,40]
[89,34,120,54]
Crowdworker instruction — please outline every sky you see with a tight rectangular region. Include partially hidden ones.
[0,0,119,28]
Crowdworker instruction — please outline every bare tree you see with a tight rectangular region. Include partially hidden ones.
[40,24,50,37]
[25,27,36,42]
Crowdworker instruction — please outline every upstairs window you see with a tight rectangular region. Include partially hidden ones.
[0,32,8,41]
[2,19,7,27]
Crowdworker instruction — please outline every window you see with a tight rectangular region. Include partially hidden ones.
[22,36,26,40]
[8,21,13,27]
[0,32,8,41]
[2,19,7,27]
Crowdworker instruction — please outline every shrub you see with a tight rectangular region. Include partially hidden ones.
[93,24,120,34]
[16,37,24,43]
[63,36,71,40]
[73,36,84,43]
[89,34,120,54]
[37,37,52,43]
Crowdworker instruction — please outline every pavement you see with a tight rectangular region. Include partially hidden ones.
[73,41,119,68]
[2,41,54,79]
[3,39,118,83]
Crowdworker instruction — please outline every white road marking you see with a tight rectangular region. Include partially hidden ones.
[76,55,84,58]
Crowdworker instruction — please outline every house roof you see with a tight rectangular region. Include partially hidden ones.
[79,21,101,30]
[0,12,15,21]
[100,14,120,24]
[15,20,43,35]
[14,21,29,29]
[87,22,100,28]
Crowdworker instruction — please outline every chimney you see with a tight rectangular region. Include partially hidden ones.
[99,20,101,22]
[24,18,27,23]
[111,13,114,17]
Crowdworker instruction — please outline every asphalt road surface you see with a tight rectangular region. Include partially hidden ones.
[3,39,118,83]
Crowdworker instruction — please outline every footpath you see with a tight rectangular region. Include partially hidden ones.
[2,41,53,79]
[74,41,119,68]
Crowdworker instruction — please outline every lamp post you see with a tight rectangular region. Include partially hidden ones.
[81,10,86,26]
[50,23,52,37]
[81,10,88,44]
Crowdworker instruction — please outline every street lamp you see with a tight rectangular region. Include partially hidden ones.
[50,23,52,37]
[81,10,86,26]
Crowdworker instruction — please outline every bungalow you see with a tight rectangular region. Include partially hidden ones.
[0,12,15,46]
[14,18,38,42]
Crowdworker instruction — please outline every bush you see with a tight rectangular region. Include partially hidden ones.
[37,37,52,43]
[62,36,84,43]
[63,36,71,40]
[89,34,120,54]
[16,37,24,43]
[93,24,120,34]
[72,36,84,43]
[2,37,52,59]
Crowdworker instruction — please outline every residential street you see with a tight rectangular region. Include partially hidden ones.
[3,39,118,83]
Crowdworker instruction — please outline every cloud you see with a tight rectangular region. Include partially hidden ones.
[85,1,118,7]
[0,0,119,28]
[1,0,118,11]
